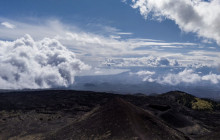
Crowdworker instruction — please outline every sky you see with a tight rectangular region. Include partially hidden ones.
[0,0,220,97]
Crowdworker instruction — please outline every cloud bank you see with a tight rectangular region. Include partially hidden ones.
[0,35,89,89]
[130,0,220,45]
[135,69,220,85]
[103,56,179,67]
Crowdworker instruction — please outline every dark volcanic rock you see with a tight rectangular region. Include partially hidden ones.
[0,90,219,140]
[48,98,189,140]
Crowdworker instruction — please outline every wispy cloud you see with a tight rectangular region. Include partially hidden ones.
[117,32,133,35]
[0,18,219,72]
[1,22,15,29]
[0,18,197,56]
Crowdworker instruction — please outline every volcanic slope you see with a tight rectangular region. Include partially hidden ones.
[48,97,189,140]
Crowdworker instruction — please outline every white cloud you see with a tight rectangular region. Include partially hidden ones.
[136,70,155,76]
[0,35,90,89]
[202,73,220,84]
[134,68,220,85]
[135,69,220,85]
[102,56,179,67]
[110,35,121,39]
[1,22,15,29]
[135,70,155,82]
[129,0,220,45]
[117,32,133,35]
[159,69,201,85]
[0,19,68,40]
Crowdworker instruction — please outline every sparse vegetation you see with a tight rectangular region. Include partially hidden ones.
[191,98,213,111]
[161,91,219,111]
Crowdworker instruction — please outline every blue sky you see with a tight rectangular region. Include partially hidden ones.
[0,0,220,97]
[0,0,209,42]
[1,0,219,45]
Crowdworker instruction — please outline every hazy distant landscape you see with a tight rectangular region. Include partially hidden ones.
[73,71,220,99]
